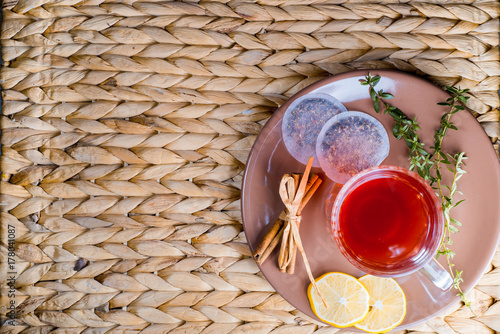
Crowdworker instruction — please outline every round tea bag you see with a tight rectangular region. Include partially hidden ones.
[282,93,347,166]
[316,111,390,184]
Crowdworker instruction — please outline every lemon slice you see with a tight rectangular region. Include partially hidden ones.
[307,272,370,327]
[355,275,406,333]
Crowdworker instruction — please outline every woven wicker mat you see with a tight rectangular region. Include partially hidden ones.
[1,0,499,333]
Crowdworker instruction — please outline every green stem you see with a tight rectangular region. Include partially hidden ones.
[437,154,473,314]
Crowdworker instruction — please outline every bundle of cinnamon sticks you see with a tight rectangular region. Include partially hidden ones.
[252,157,327,306]
[253,157,322,274]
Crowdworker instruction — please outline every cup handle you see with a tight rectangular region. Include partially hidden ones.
[419,258,453,290]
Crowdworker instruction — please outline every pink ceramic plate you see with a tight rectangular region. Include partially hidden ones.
[242,70,500,329]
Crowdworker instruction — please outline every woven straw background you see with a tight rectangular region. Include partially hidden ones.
[1,0,499,333]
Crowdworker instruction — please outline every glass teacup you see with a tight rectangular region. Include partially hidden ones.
[331,165,453,290]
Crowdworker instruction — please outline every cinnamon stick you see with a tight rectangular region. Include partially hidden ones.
[286,244,299,274]
[305,173,319,193]
[292,173,301,186]
[253,219,283,263]
[288,177,322,274]
[292,157,314,205]
[257,224,284,265]
[298,177,323,215]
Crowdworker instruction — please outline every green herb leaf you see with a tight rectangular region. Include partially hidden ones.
[374,100,380,113]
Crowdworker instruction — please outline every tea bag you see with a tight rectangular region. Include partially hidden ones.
[282,93,347,166]
[316,111,390,184]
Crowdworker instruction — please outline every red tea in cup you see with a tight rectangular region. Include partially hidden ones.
[339,175,430,266]
[332,166,449,284]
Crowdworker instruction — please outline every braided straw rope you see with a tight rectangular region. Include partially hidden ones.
[1,0,499,333]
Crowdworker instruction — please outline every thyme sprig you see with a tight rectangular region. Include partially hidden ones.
[431,86,470,186]
[432,87,472,311]
[360,73,434,179]
[436,152,471,309]
[360,74,472,309]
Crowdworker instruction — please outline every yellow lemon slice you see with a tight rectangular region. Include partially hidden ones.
[307,272,370,327]
[355,275,406,333]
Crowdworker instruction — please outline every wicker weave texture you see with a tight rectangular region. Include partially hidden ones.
[1,0,499,333]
